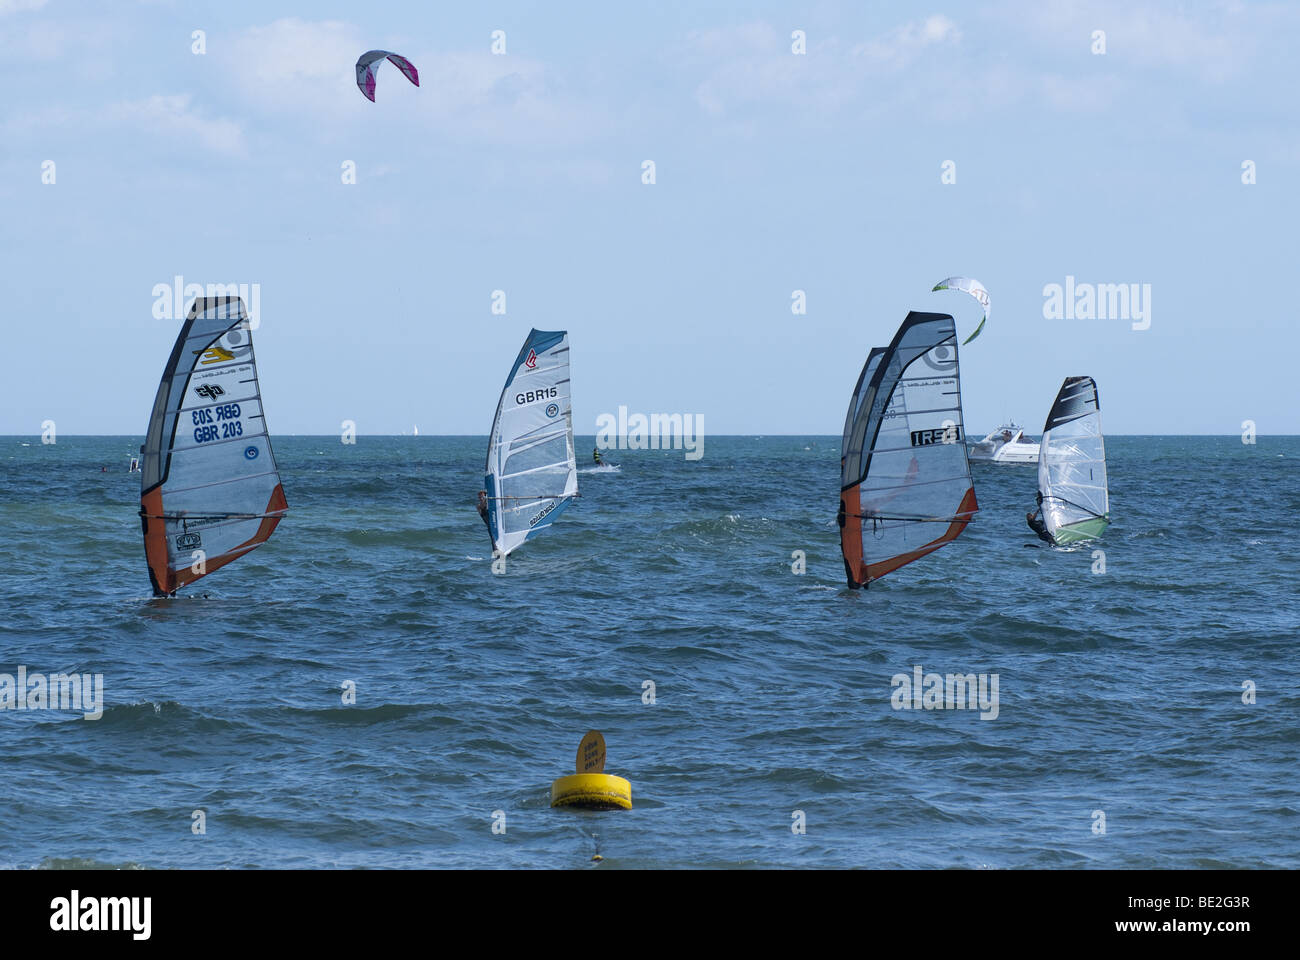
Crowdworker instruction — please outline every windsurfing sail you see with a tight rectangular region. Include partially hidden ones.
[484,329,578,557]
[355,50,420,102]
[1037,376,1108,544]
[840,346,887,487]
[139,297,287,596]
[838,312,978,589]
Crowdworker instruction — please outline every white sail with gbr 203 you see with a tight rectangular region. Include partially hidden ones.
[139,296,287,596]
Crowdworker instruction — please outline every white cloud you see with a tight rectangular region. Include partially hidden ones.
[0,103,75,140]
[1005,0,1290,81]
[674,5,1294,127]
[679,21,860,118]
[223,18,363,115]
[1037,72,1127,112]
[0,0,48,14]
[1,94,245,159]
[219,18,608,148]
[682,21,784,60]
[851,14,961,68]
[676,15,964,119]
[0,15,121,65]
[417,51,609,147]
[107,95,246,155]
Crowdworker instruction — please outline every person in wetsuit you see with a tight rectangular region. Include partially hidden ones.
[1026,491,1054,544]
[592,447,603,466]
[476,490,493,534]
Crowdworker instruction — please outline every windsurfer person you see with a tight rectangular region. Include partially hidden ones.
[592,446,603,466]
[476,490,492,534]
[1026,491,1054,544]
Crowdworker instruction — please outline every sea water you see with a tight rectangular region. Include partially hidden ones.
[0,435,1296,868]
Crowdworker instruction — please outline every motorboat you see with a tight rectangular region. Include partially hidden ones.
[969,423,1039,463]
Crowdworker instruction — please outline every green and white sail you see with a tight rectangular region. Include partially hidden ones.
[1038,376,1109,544]
[484,329,578,557]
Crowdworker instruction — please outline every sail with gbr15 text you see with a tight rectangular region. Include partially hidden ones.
[484,329,578,558]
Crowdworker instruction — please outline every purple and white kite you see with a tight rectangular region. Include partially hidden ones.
[355,50,419,102]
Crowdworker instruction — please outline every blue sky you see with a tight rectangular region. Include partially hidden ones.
[2,0,1297,435]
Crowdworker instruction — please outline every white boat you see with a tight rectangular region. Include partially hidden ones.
[969,423,1039,464]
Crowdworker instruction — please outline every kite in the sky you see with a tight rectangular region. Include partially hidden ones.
[932,276,990,345]
[355,50,420,102]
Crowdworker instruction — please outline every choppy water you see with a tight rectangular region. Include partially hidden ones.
[1,435,1296,869]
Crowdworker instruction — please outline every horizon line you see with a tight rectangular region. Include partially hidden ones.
[4,433,1296,440]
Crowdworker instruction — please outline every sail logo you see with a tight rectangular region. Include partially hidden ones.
[891,665,999,720]
[919,343,957,373]
[194,384,226,401]
[199,346,235,365]
[1042,276,1152,331]
[244,446,259,460]
[524,349,537,369]
[545,403,559,418]
[529,500,557,527]
[175,533,201,549]
[596,406,704,461]
[911,426,961,446]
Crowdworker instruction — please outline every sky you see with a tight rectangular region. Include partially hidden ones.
[2,0,1297,436]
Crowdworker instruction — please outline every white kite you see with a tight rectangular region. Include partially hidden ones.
[932,276,990,345]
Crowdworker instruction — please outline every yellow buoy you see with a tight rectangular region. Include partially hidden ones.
[551,730,632,810]
[550,773,632,810]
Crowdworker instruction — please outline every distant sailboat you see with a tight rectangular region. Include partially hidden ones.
[413,424,419,437]
[138,297,287,596]
[483,329,578,557]
[1030,377,1109,545]
[838,312,978,588]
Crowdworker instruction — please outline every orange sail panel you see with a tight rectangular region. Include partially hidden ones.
[838,312,977,588]
[138,297,287,596]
